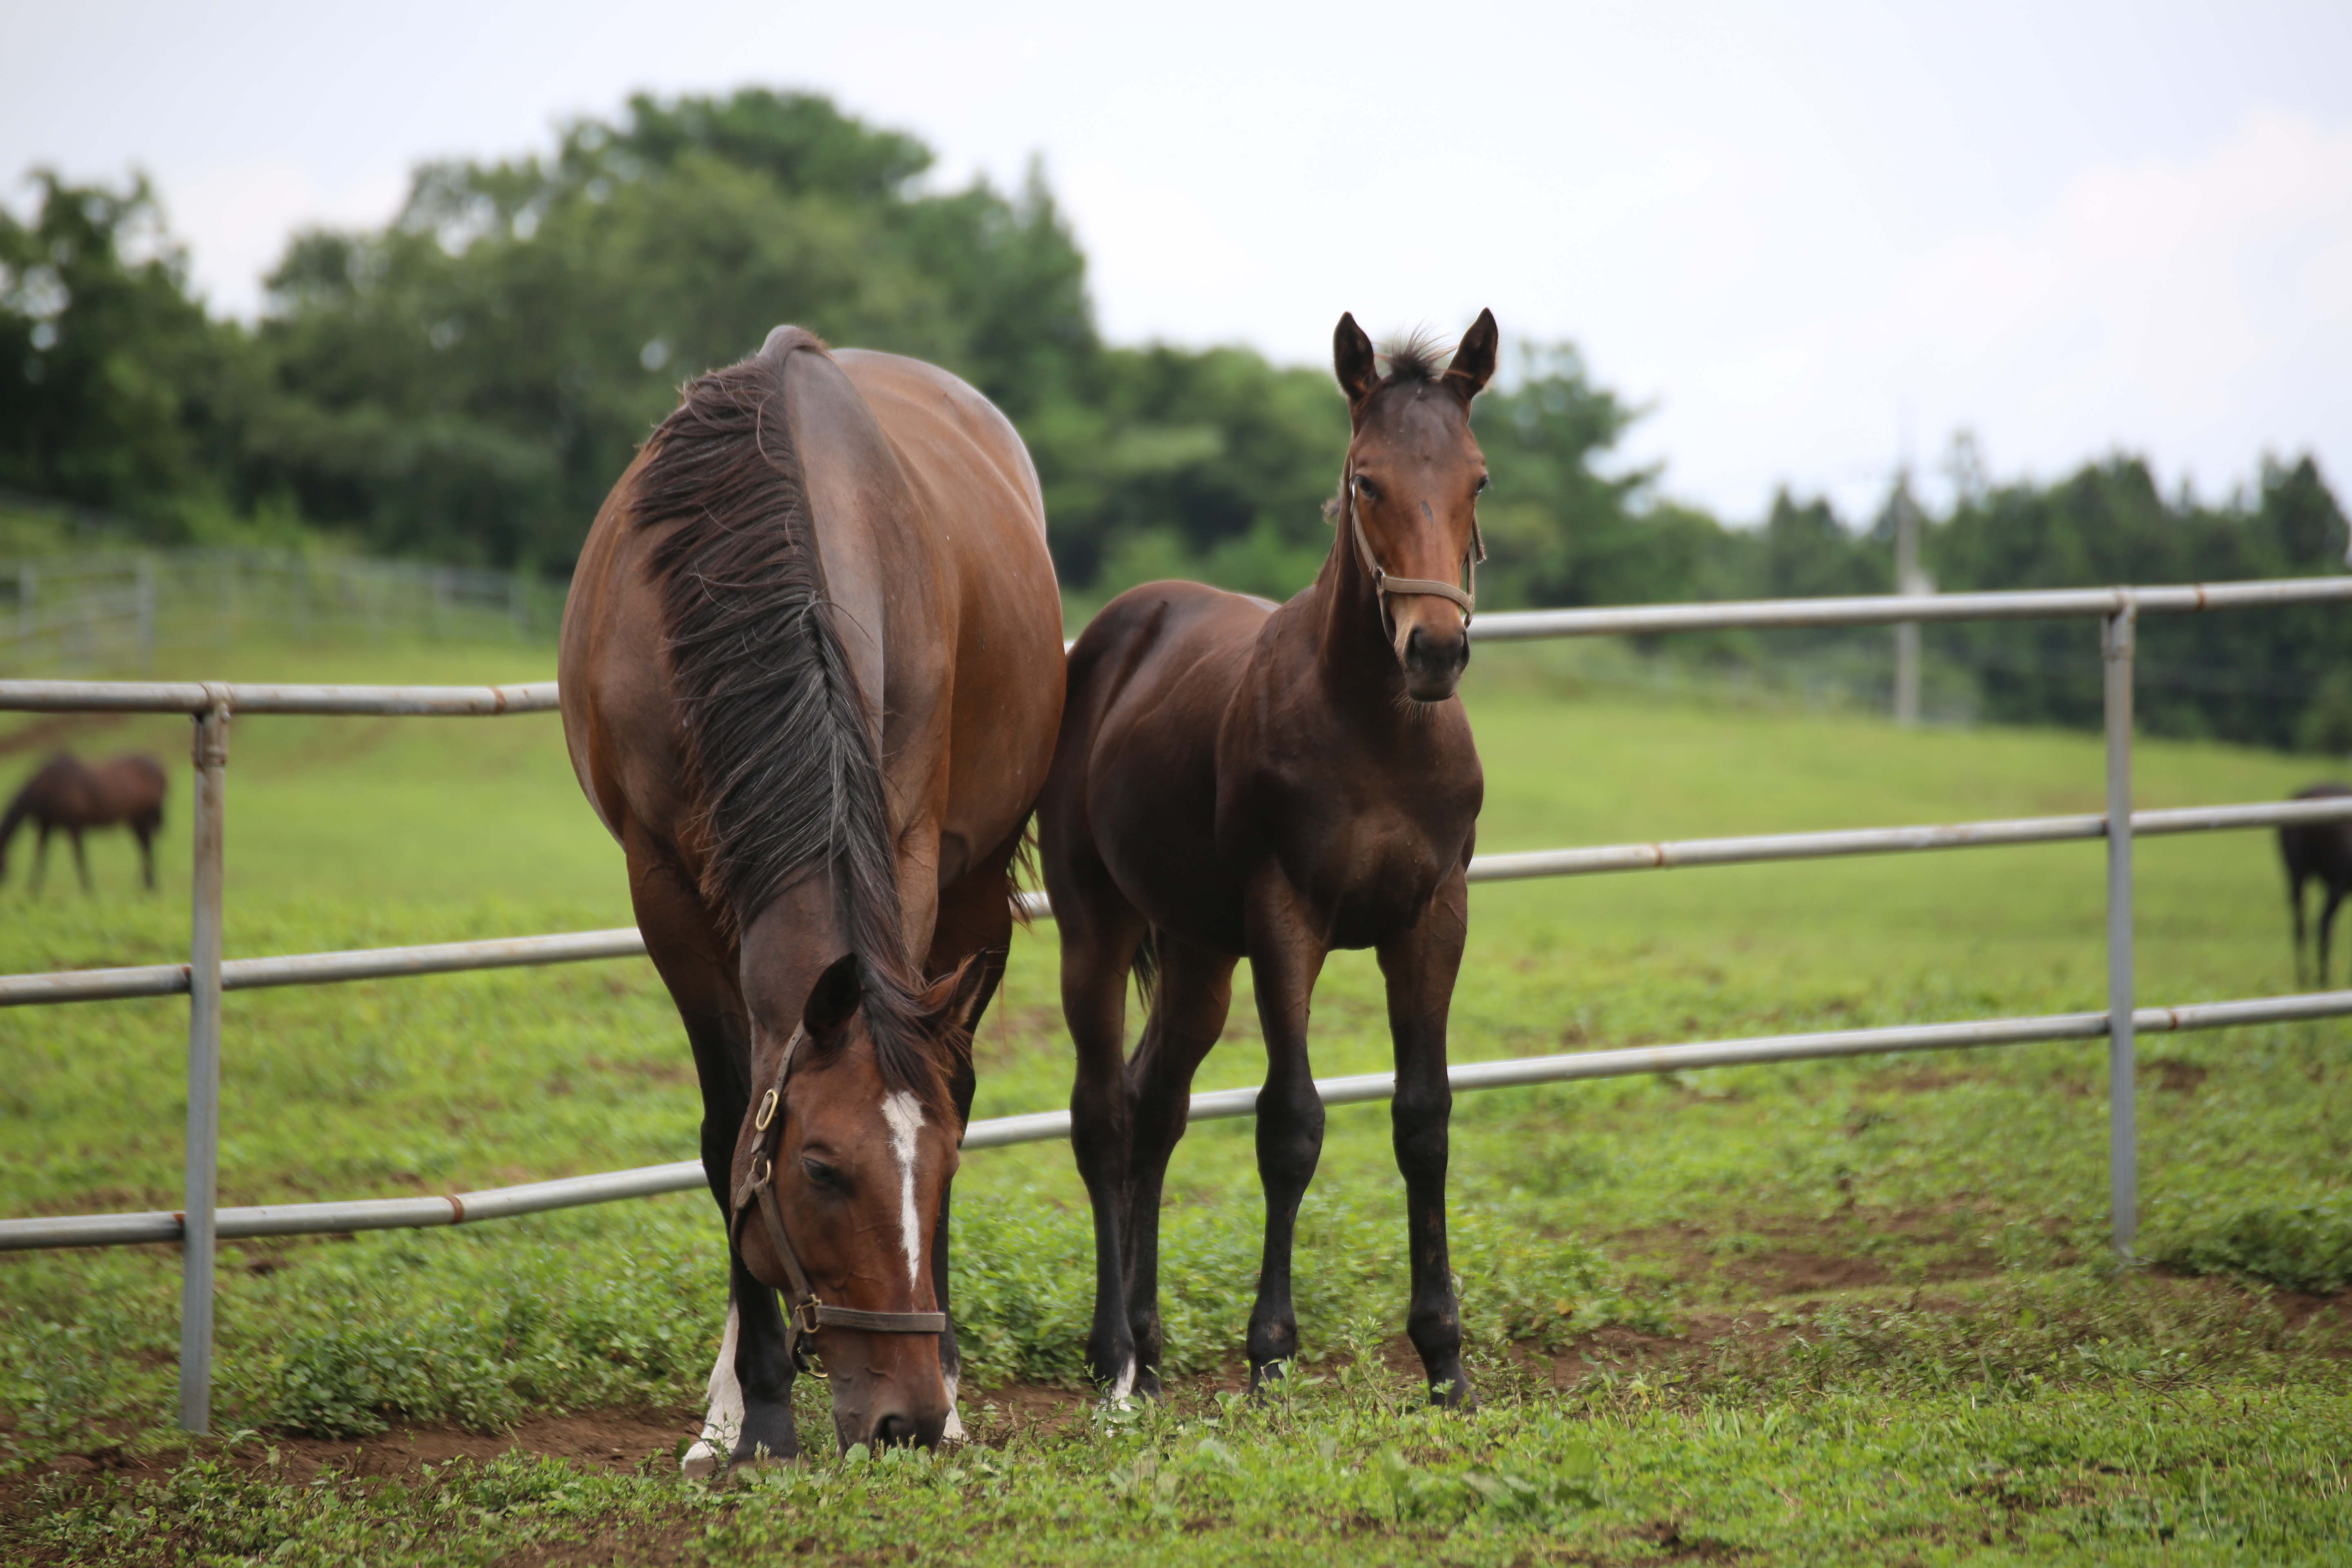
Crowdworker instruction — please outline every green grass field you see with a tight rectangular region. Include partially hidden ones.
[4,633,2350,1564]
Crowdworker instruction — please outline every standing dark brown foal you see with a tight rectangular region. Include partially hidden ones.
[1040,310,1497,1407]
[561,327,1063,1467]
[0,751,167,893]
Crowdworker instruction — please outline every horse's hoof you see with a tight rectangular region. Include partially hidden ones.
[680,1440,722,1479]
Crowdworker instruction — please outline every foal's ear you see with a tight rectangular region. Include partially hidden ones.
[936,949,1002,1036]
[1444,309,1500,401]
[802,952,864,1038]
[1333,312,1380,410]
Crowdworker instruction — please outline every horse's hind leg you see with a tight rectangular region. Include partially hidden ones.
[1120,933,1236,1397]
[623,829,796,1472]
[69,829,89,893]
[921,839,1023,1439]
[1241,873,1330,1393]
[1378,878,1474,1409]
[2323,883,2347,992]
[135,823,156,891]
[2290,870,2310,988]
[32,822,50,894]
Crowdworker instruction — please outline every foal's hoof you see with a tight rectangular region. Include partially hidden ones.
[1427,1376,1478,1412]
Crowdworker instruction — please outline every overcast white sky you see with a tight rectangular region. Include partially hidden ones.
[4,0,2347,525]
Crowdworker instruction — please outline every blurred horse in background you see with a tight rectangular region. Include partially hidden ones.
[0,751,167,893]
[2281,781,2352,987]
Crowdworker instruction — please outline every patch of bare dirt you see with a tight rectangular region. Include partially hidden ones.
[2143,1058,2210,1094]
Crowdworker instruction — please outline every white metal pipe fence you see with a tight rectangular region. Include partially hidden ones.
[5,573,2352,1434]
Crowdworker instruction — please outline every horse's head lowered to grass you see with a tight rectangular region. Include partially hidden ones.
[1332,309,1499,703]
[729,948,991,1452]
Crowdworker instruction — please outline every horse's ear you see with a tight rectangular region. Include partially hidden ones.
[1333,312,1379,410]
[802,952,864,1038]
[1444,309,1499,402]
[936,949,1001,1036]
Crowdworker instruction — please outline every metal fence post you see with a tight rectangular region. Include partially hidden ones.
[178,689,231,1432]
[2103,600,2137,1260]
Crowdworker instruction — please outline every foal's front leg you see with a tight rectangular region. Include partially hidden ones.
[1377,877,1474,1407]
[1243,875,1329,1390]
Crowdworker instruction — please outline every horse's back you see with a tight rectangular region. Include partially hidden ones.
[1048,581,1272,944]
[560,333,1061,901]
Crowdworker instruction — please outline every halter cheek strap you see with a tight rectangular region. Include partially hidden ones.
[1348,473,1484,625]
[730,1027,947,1376]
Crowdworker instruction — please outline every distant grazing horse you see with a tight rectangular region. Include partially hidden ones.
[560,327,1064,1467]
[1041,311,1497,1407]
[2281,782,2352,986]
[0,751,167,893]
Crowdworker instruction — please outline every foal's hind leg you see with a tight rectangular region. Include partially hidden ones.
[1241,873,1330,1392]
[1119,933,1236,1397]
[1050,829,1151,1393]
[1377,878,1474,1409]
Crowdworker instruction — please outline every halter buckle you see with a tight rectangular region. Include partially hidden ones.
[754,1087,778,1132]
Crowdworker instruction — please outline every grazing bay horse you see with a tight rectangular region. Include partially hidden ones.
[560,327,1063,1467]
[0,751,167,893]
[2281,782,2352,986]
[1041,311,1497,1408]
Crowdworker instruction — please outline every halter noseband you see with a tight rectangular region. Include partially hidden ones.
[731,1026,948,1376]
[1347,470,1485,626]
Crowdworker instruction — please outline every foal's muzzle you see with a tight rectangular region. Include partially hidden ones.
[1399,620,1471,701]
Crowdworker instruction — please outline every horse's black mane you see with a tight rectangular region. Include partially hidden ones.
[632,329,956,1105]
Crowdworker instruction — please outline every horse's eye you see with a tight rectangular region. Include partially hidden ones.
[800,1157,845,1190]
[1354,475,1380,502]
[1475,474,1490,494]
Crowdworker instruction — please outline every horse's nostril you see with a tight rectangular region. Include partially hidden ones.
[874,1410,919,1447]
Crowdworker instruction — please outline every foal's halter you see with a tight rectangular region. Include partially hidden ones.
[1346,470,1486,627]
[730,1027,948,1376]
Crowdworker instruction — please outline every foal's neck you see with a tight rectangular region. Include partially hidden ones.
[1304,509,1425,722]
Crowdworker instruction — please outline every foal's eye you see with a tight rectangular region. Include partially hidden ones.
[800,1157,845,1191]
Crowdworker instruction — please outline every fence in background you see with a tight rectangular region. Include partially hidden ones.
[7,575,2352,1434]
[1,550,556,676]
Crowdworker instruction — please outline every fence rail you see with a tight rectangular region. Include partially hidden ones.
[7,570,2352,1435]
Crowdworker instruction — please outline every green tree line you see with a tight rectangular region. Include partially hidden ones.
[2,87,2345,748]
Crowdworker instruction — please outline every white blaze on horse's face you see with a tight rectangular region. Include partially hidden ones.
[881,1090,926,1290]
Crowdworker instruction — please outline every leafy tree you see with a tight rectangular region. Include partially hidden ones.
[247,89,1094,570]
[0,172,250,530]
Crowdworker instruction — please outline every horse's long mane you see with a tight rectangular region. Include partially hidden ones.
[631,330,956,1106]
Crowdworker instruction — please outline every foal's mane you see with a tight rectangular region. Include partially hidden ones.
[1378,327,1451,386]
[631,330,958,1107]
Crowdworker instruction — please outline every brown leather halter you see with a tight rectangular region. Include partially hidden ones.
[730,1027,948,1376]
[1347,471,1484,626]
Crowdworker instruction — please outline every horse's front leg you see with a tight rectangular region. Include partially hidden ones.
[1243,874,1329,1392]
[1377,875,1474,1408]
[69,828,90,893]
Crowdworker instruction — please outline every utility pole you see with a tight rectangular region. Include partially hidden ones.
[1891,467,1928,726]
